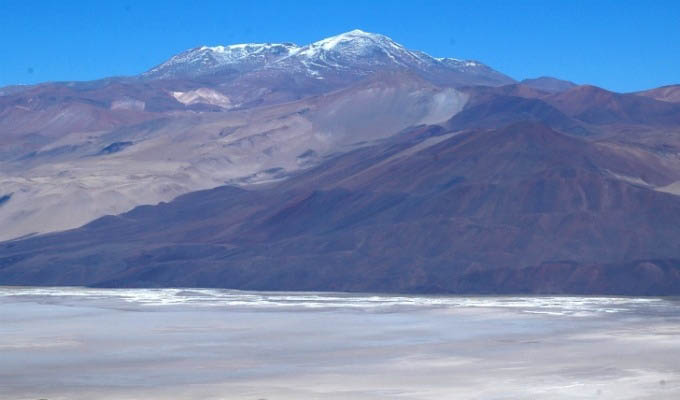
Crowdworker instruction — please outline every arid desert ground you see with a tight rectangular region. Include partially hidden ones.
[1,287,679,400]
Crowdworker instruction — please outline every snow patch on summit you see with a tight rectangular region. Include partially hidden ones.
[276,29,433,74]
[143,29,511,84]
[144,42,300,79]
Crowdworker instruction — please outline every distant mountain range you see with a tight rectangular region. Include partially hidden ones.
[143,29,512,86]
[2,30,680,294]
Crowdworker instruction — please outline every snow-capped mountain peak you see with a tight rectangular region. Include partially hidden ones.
[284,29,430,68]
[142,30,514,86]
[144,42,300,79]
[296,29,397,53]
[199,42,300,56]
[262,29,441,78]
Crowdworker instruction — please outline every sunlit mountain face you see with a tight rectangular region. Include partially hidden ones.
[0,30,503,242]
[2,30,680,294]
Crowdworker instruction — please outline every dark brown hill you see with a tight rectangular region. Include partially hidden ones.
[451,83,680,139]
[635,85,680,103]
[520,77,577,93]
[446,94,590,136]
[546,85,680,126]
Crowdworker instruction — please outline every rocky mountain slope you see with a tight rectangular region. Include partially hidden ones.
[635,84,680,103]
[2,30,680,294]
[1,30,503,241]
[2,121,680,294]
[520,77,577,93]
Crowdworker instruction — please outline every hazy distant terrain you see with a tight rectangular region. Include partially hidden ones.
[1,287,679,400]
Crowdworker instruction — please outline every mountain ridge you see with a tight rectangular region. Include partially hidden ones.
[142,29,515,87]
[2,31,680,294]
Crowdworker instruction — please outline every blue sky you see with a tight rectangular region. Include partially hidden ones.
[1,0,678,92]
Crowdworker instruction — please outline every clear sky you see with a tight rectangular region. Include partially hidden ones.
[1,0,679,92]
